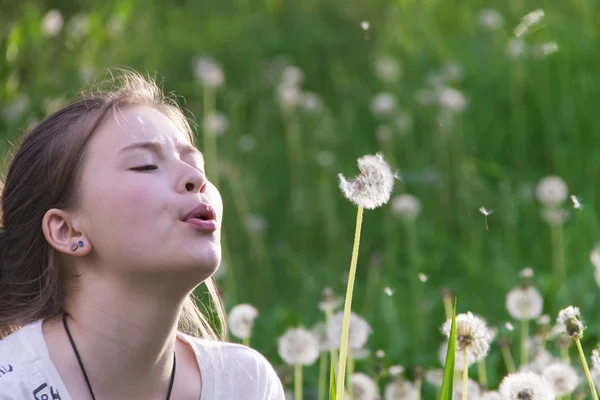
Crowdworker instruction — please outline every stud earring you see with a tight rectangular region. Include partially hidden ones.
[71,240,84,251]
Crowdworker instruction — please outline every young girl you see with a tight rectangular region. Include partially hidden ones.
[0,71,284,399]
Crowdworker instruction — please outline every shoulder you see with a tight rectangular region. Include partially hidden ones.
[182,335,285,399]
[0,323,54,399]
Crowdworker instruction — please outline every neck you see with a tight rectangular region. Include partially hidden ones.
[57,274,188,399]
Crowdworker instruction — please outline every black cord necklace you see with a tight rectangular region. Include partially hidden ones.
[62,313,176,400]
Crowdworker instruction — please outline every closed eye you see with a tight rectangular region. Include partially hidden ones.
[131,165,158,172]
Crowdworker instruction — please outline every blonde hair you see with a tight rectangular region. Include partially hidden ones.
[0,69,226,340]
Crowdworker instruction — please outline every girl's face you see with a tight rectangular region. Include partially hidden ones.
[77,105,222,283]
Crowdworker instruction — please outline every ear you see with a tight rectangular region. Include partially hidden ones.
[42,208,91,256]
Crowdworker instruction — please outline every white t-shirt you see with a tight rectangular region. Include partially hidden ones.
[0,320,285,399]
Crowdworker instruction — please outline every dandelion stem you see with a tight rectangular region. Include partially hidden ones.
[520,317,529,367]
[242,337,250,347]
[462,348,469,400]
[576,339,599,400]
[477,359,487,388]
[501,345,517,373]
[335,205,364,400]
[415,377,422,400]
[294,363,303,400]
[318,351,327,400]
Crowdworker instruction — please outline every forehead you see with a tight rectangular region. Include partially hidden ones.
[91,105,192,152]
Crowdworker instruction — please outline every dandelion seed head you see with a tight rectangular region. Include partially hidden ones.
[319,287,343,313]
[540,207,568,225]
[388,365,405,376]
[541,362,580,396]
[480,391,503,400]
[478,8,504,30]
[499,371,555,400]
[281,65,304,86]
[556,306,584,339]
[374,55,401,83]
[592,349,600,370]
[312,323,332,352]
[41,9,64,37]
[452,379,481,400]
[425,368,444,387]
[384,378,418,400]
[376,349,385,358]
[277,82,300,110]
[536,176,568,206]
[441,312,491,366]
[350,373,379,400]
[370,92,397,117]
[418,273,428,283]
[384,287,393,296]
[193,57,224,87]
[299,91,322,113]
[506,286,543,320]
[228,303,258,339]
[507,39,529,59]
[327,311,372,350]
[338,153,395,209]
[277,327,320,365]
[203,111,229,135]
[438,87,467,113]
[391,194,422,219]
[520,267,534,279]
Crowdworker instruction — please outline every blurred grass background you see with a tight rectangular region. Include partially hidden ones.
[2,0,600,394]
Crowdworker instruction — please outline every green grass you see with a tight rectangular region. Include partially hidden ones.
[2,0,600,395]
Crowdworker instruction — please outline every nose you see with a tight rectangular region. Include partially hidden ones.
[178,164,207,194]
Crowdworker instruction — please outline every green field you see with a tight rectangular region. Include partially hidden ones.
[2,0,600,397]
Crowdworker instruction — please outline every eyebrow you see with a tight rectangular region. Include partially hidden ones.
[118,140,203,159]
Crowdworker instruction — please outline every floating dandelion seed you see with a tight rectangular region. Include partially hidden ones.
[360,21,370,30]
[514,8,545,38]
[418,273,428,282]
[479,206,493,230]
[384,287,393,296]
[505,322,514,331]
[571,195,583,209]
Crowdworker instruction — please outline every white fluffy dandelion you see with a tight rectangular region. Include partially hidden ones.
[536,175,568,206]
[590,246,600,269]
[556,306,584,340]
[480,391,502,400]
[338,153,395,210]
[506,286,544,320]
[277,327,320,365]
[391,194,422,219]
[374,56,401,83]
[442,312,492,368]
[350,373,380,400]
[228,304,259,340]
[499,371,555,400]
[384,378,418,400]
[327,311,372,350]
[41,9,64,37]
[370,92,397,117]
[193,57,224,87]
[311,323,332,352]
[299,91,322,113]
[203,111,229,135]
[541,362,580,396]
[477,8,504,30]
[438,87,467,113]
[507,38,529,59]
[452,378,480,400]
[424,368,444,387]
